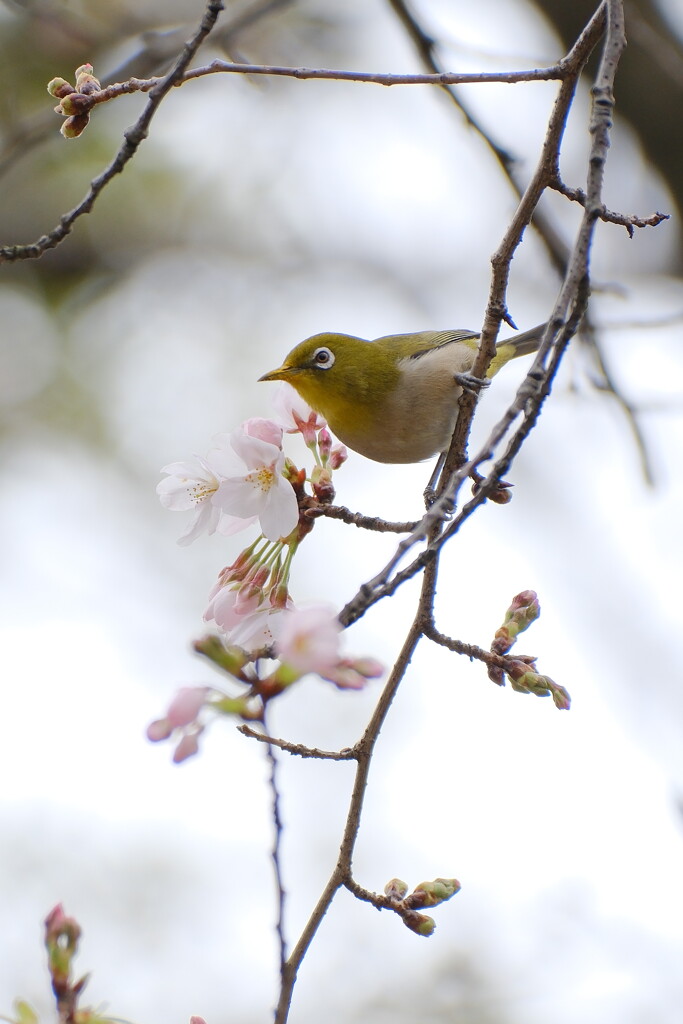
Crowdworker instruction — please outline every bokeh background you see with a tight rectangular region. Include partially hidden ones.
[1,1,683,1022]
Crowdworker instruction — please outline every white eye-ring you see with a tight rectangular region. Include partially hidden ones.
[312,346,335,369]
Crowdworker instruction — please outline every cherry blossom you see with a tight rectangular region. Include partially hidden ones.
[270,383,326,446]
[211,425,299,542]
[275,605,342,674]
[156,455,224,546]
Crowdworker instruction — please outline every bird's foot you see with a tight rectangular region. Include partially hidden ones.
[455,372,490,393]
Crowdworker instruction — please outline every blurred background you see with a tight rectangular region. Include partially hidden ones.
[1,1,683,1022]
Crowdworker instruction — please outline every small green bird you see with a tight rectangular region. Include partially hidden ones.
[259,324,545,464]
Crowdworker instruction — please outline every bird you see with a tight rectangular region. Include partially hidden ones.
[259,323,546,464]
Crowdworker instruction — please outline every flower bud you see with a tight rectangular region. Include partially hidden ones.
[193,635,250,678]
[74,64,100,94]
[60,113,90,139]
[384,878,408,900]
[406,877,461,908]
[58,92,93,116]
[47,77,75,98]
[173,728,203,763]
[13,1000,39,1024]
[551,682,571,710]
[317,427,332,462]
[44,905,81,983]
[329,443,348,470]
[402,910,436,936]
[492,590,540,654]
[311,464,335,503]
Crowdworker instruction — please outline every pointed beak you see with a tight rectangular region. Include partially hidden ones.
[258,365,296,383]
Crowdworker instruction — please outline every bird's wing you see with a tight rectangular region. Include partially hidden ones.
[373,329,480,361]
[404,330,480,361]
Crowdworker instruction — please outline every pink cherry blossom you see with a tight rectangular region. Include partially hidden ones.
[157,455,223,546]
[275,605,342,674]
[211,426,298,542]
[242,417,284,447]
[270,383,326,445]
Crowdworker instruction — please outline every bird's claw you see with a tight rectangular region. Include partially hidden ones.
[455,372,490,393]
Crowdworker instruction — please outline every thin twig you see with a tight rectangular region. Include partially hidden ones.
[0,0,226,263]
[262,709,287,975]
[306,504,418,533]
[238,724,357,760]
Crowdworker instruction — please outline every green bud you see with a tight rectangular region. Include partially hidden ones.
[270,661,303,687]
[492,590,540,654]
[402,910,436,936]
[550,680,571,710]
[408,877,461,908]
[13,1001,39,1024]
[193,635,250,679]
[47,77,74,98]
[75,64,100,94]
[211,695,253,717]
[58,92,92,116]
[384,878,408,900]
[60,113,90,139]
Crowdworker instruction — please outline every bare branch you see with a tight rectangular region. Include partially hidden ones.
[306,504,418,533]
[238,724,357,760]
[0,0,226,263]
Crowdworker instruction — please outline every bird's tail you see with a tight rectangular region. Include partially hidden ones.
[488,323,547,376]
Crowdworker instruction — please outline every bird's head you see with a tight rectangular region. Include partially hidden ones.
[259,333,399,421]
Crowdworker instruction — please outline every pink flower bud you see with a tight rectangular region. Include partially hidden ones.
[146,718,173,742]
[329,443,348,470]
[318,427,332,461]
[167,687,209,728]
[243,417,283,448]
[173,730,203,763]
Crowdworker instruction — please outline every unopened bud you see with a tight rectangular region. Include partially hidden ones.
[44,904,81,982]
[212,694,258,717]
[402,910,436,936]
[550,680,571,710]
[74,64,100,93]
[329,443,348,470]
[58,92,93,116]
[492,589,540,654]
[384,878,408,900]
[406,877,461,909]
[193,636,250,678]
[269,581,290,609]
[311,464,335,503]
[487,663,505,686]
[60,113,90,139]
[13,1000,39,1024]
[47,77,75,98]
[317,427,332,462]
[489,483,513,504]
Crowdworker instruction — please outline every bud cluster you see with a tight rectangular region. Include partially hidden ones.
[48,64,101,138]
[487,590,570,709]
[382,875,461,937]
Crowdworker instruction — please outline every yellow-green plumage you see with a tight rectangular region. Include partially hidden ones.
[259,325,545,464]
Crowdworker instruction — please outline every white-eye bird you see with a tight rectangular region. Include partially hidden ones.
[259,324,545,464]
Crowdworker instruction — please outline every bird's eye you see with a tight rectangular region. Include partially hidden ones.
[312,346,335,369]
